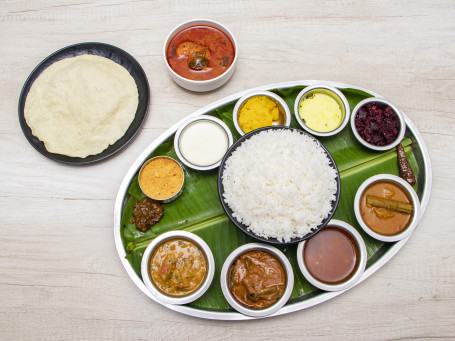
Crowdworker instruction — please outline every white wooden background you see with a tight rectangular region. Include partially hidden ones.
[1,0,454,340]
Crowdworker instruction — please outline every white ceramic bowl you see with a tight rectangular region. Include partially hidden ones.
[350,97,406,151]
[141,230,215,305]
[297,219,367,292]
[294,85,350,137]
[354,174,421,242]
[174,115,233,171]
[163,19,238,92]
[232,91,291,136]
[220,243,294,317]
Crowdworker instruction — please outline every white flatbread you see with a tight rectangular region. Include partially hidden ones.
[24,54,139,158]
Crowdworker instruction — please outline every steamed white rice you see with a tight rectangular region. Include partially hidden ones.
[222,129,338,242]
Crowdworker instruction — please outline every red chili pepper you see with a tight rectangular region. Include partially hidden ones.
[397,143,416,186]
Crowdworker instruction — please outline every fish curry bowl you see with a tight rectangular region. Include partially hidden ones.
[114,81,431,320]
[217,126,341,245]
[163,19,238,92]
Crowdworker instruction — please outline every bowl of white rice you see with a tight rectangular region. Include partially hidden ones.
[218,127,340,244]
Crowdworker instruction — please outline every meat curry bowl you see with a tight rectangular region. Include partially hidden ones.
[141,231,215,305]
[163,19,238,92]
[220,243,294,317]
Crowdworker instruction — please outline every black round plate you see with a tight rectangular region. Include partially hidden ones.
[18,42,150,165]
[217,126,341,245]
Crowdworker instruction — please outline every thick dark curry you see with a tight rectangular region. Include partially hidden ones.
[228,250,286,310]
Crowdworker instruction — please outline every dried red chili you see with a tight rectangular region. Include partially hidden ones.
[397,142,416,186]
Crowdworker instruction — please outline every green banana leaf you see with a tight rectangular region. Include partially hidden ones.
[120,86,420,311]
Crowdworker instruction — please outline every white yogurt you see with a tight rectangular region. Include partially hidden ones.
[179,120,229,167]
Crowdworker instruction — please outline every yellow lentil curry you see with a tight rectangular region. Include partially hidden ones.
[149,238,207,297]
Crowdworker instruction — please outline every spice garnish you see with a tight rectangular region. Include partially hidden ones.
[219,56,230,67]
[366,195,413,215]
[397,142,416,186]
[188,49,209,70]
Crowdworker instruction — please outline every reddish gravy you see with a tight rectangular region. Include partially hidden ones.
[304,226,359,285]
[166,25,235,81]
[228,250,286,310]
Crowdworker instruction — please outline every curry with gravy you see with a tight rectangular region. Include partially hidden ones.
[149,238,207,297]
[228,250,286,310]
[360,180,413,235]
[166,25,235,81]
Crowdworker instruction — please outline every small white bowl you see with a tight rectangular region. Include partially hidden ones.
[232,91,291,136]
[351,97,406,151]
[354,174,421,242]
[294,85,350,137]
[141,230,215,305]
[220,243,294,317]
[174,115,233,171]
[163,19,238,92]
[297,219,367,292]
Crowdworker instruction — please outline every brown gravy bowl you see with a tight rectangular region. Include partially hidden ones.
[303,226,360,285]
[228,250,286,310]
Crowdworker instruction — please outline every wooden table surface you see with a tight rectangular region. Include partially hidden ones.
[1,0,454,339]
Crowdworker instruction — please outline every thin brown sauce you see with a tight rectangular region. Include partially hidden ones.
[149,238,207,297]
[228,250,286,310]
[304,226,359,285]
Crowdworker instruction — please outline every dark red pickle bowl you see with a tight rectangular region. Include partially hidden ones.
[350,97,405,151]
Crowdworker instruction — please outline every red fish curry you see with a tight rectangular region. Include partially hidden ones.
[166,25,235,81]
